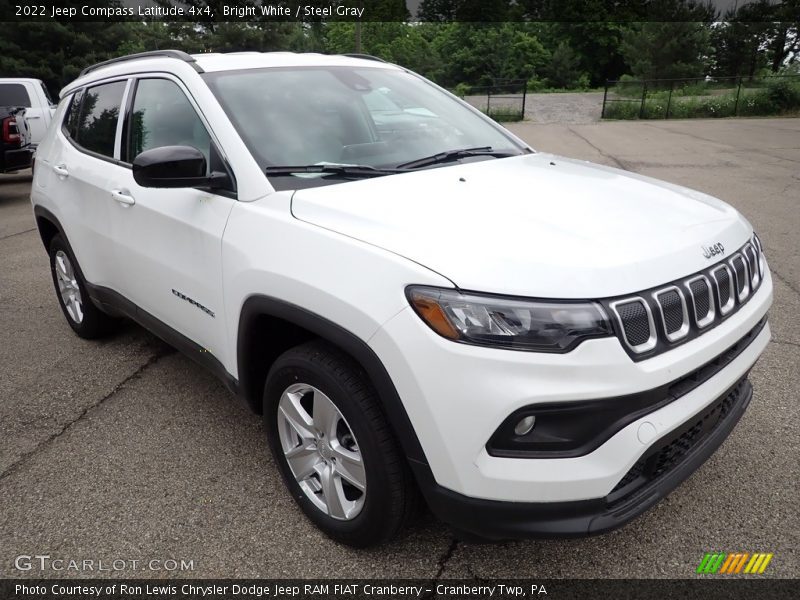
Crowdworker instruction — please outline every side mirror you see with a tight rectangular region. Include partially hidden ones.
[132,145,228,189]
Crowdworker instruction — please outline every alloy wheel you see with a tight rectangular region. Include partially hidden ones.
[277,383,366,520]
[54,250,84,324]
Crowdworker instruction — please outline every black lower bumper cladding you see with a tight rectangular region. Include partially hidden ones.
[414,376,753,540]
[2,147,33,171]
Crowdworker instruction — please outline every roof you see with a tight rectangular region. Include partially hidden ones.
[192,51,395,73]
[61,51,397,97]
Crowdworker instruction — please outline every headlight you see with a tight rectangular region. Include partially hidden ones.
[406,286,612,352]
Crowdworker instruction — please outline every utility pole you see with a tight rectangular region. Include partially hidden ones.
[354,1,363,53]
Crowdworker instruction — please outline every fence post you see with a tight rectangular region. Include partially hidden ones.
[639,81,648,119]
[521,80,527,119]
[601,81,609,118]
[665,80,674,119]
[487,88,491,115]
[734,76,742,116]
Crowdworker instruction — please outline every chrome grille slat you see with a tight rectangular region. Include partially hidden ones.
[610,298,656,354]
[730,253,750,302]
[743,243,760,289]
[711,264,735,316]
[684,274,715,328]
[753,234,765,278]
[652,286,689,342]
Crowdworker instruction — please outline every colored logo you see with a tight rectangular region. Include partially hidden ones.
[697,552,774,574]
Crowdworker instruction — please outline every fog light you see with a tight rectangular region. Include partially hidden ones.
[514,415,536,436]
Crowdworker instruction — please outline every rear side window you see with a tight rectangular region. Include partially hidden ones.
[61,91,84,139]
[75,80,126,158]
[0,83,31,107]
[127,78,211,164]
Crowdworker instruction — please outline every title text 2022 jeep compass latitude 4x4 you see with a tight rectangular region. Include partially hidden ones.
[31,51,772,547]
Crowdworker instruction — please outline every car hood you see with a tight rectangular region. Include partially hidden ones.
[290,153,751,298]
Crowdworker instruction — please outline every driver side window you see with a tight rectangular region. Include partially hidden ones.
[127,78,211,167]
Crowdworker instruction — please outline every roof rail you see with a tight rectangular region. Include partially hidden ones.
[79,50,203,77]
[342,53,387,63]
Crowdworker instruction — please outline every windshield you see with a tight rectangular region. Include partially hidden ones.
[202,66,527,189]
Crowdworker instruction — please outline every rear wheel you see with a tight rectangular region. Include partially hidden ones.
[264,340,420,547]
[48,234,118,339]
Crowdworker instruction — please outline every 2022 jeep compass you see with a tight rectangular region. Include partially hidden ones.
[31,50,772,547]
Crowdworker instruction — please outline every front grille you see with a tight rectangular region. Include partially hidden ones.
[608,236,763,360]
[610,377,750,500]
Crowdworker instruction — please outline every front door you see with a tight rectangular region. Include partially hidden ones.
[106,76,236,366]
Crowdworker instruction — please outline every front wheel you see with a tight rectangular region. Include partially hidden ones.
[264,340,420,547]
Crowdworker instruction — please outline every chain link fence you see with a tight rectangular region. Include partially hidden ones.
[456,79,529,121]
[602,74,800,120]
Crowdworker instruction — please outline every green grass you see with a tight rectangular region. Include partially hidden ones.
[611,80,730,99]
[482,107,525,122]
[602,100,641,119]
[603,79,800,120]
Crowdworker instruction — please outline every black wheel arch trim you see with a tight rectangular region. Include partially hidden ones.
[33,205,66,253]
[237,294,430,467]
[33,207,239,394]
[32,212,433,473]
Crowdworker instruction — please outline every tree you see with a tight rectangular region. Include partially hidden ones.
[417,0,509,22]
[324,22,439,76]
[543,41,586,88]
[0,21,133,96]
[766,0,799,73]
[431,23,548,87]
[710,20,770,79]
[621,21,712,82]
[537,21,627,86]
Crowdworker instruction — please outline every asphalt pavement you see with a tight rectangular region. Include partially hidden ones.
[0,118,797,579]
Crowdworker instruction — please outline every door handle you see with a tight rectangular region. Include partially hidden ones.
[111,189,135,206]
[53,164,69,177]
[26,115,41,119]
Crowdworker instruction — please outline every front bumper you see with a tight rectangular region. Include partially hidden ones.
[371,269,771,504]
[413,376,752,540]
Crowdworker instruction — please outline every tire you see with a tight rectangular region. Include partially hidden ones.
[264,340,420,547]
[48,234,118,339]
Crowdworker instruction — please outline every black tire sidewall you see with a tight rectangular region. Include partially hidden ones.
[48,234,109,338]
[264,352,400,546]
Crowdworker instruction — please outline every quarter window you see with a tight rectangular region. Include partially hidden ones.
[75,81,126,158]
[62,90,84,139]
[127,79,211,165]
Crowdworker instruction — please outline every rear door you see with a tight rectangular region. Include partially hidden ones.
[47,79,131,287]
[107,75,236,365]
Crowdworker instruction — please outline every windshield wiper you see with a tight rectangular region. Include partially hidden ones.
[396,146,518,170]
[265,164,405,178]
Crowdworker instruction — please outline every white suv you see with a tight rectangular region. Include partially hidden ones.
[31,51,772,547]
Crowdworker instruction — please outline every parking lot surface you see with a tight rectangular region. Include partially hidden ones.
[1,118,798,579]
